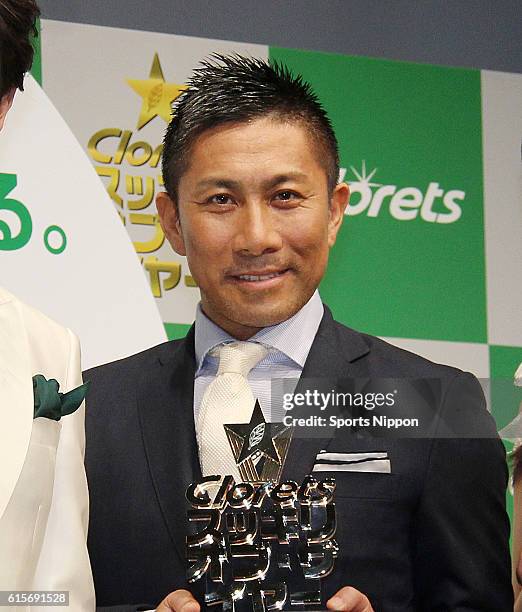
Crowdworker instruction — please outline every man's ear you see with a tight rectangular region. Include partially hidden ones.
[327,182,350,247]
[0,88,16,131]
[156,191,186,256]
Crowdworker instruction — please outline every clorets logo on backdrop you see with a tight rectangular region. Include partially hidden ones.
[86,53,196,300]
[340,162,464,224]
[0,173,67,254]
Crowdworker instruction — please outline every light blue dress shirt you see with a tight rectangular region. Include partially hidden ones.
[194,290,324,425]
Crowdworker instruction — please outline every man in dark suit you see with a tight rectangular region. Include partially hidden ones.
[84,55,512,611]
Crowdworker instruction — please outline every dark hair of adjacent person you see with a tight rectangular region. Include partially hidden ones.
[0,0,40,98]
[162,54,340,201]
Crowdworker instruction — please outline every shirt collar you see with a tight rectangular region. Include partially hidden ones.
[194,290,324,371]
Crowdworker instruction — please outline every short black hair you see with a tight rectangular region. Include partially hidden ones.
[161,54,340,200]
[0,0,40,98]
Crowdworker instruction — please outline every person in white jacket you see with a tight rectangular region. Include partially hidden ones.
[0,2,94,610]
[0,288,94,611]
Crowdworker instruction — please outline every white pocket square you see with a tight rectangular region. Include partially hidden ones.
[312,451,391,473]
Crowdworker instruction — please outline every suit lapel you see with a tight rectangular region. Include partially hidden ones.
[136,326,200,568]
[0,291,33,520]
[281,306,371,481]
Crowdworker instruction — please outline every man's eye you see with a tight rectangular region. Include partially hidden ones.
[208,194,233,205]
[273,191,299,202]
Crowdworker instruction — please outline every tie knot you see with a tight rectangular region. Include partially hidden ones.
[214,341,267,377]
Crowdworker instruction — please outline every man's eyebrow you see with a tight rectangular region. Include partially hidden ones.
[262,173,309,189]
[194,173,309,192]
[194,178,241,191]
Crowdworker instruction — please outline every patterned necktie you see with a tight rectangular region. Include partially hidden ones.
[197,341,268,480]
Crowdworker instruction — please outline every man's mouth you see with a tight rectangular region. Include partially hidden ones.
[228,269,290,283]
[237,271,284,281]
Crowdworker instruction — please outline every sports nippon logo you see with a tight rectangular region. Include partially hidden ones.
[340,162,464,224]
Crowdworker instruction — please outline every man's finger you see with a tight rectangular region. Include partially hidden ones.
[156,589,200,612]
[327,586,373,612]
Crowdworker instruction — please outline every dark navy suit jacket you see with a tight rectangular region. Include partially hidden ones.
[84,306,513,611]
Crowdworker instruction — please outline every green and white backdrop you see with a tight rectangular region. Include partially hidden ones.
[1,21,521,467]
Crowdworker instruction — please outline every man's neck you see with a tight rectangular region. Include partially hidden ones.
[199,306,263,340]
[194,291,324,371]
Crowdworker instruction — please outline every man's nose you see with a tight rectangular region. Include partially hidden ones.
[232,203,283,256]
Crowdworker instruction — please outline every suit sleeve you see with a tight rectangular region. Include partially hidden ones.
[33,329,96,611]
[412,372,513,610]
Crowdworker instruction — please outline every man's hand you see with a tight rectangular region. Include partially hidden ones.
[156,589,200,612]
[327,586,374,611]
[155,586,372,612]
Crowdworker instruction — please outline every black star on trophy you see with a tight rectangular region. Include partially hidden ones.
[224,399,292,483]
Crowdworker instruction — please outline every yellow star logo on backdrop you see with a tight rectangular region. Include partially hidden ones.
[127,53,187,130]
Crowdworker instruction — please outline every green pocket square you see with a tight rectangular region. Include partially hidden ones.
[33,374,89,421]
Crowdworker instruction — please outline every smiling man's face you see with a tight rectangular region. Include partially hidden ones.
[157,115,349,339]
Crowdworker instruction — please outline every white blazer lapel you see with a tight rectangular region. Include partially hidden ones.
[0,289,33,520]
